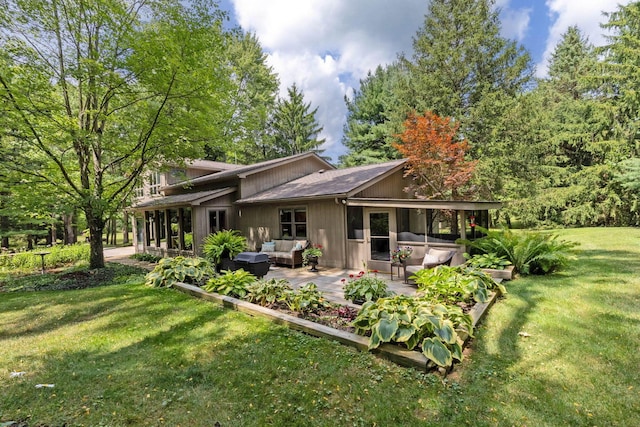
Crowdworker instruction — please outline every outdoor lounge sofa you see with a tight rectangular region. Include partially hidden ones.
[260,239,308,268]
[405,248,456,282]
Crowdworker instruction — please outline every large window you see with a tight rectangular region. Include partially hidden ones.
[149,172,161,195]
[279,208,306,239]
[208,210,227,234]
[396,208,426,242]
[347,207,364,239]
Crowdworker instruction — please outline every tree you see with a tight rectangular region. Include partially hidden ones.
[270,83,325,156]
[402,0,533,157]
[0,0,231,268]
[341,64,406,165]
[213,30,279,163]
[394,111,477,200]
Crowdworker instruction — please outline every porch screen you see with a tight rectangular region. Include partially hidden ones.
[347,207,364,239]
[396,208,426,242]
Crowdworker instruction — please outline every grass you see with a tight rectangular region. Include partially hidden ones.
[1,228,639,426]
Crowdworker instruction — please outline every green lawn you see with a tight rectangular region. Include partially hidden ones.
[1,228,639,426]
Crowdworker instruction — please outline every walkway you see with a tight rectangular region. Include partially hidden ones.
[104,246,418,306]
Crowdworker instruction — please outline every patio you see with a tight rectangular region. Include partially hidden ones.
[265,264,418,306]
[104,247,418,306]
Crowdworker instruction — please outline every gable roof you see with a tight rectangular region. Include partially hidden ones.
[235,159,407,204]
[163,152,334,191]
[130,187,236,209]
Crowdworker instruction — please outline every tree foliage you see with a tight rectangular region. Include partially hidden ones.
[394,111,477,200]
[270,83,325,156]
[0,0,232,267]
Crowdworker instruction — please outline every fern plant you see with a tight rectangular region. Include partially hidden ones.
[202,230,248,266]
[460,227,578,275]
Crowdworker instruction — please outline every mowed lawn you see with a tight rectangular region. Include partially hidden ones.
[1,228,639,426]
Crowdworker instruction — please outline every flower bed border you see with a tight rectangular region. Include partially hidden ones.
[174,282,501,372]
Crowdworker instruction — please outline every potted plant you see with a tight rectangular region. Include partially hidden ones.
[391,246,413,264]
[342,270,393,304]
[202,229,248,272]
[302,244,323,272]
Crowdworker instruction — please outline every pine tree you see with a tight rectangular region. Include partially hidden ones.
[270,83,325,156]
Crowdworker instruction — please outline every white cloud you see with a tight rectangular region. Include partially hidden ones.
[230,0,428,161]
[538,0,633,77]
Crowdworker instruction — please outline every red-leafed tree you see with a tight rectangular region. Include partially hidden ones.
[394,111,477,200]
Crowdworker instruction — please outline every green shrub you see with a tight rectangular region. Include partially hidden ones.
[342,270,393,303]
[464,252,511,270]
[130,253,162,263]
[202,230,248,266]
[352,295,474,368]
[145,256,213,288]
[280,282,331,313]
[245,278,293,306]
[460,227,578,275]
[411,265,505,305]
[203,269,255,298]
[0,244,89,273]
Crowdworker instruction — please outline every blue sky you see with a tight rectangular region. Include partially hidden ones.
[219,0,631,162]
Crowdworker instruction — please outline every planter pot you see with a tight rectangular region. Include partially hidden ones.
[481,265,515,280]
[306,255,319,272]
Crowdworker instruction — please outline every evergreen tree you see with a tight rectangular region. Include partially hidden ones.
[341,64,406,165]
[270,83,325,156]
[403,0,533,157]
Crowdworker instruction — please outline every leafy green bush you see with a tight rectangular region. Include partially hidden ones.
[130,253,162,263]
[464,252,511,270]
[246,278,293,306]
[0,244,89,273]
[202,230,248,266]
[411,265,505,305]
[203,269,255,298]
[281,282,331,313]
[145,256,213,288]
[460,227,578,275]
[352,295,474,368]
[342,271,393,304]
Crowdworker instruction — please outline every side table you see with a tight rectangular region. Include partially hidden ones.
[390,261,407,282]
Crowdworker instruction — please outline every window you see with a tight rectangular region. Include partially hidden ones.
[396,208,426,242]
[149,172,161,195]
[279,208,306,239]
[208,210,227,234]
[347,207,364,239]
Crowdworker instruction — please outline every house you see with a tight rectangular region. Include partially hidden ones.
[130,152,501,271]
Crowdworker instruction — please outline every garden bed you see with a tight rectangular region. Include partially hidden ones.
[174,282,501,372]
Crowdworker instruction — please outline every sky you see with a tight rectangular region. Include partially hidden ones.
[219,0,632,162]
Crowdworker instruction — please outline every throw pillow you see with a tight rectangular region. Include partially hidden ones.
[261,242,275,253]
[422,254,440,266]
[428,248,452,263]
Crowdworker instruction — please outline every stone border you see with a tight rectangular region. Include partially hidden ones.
[174,283,501,372]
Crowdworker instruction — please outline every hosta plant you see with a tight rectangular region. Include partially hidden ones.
[145,256,213,288]
[464,252,511,270]
[342,270,393,304]
[352,295,474,368]
[203,269,255,299]
[411,265,505,305]
[245,278,293,307]
[280,282,331,313]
